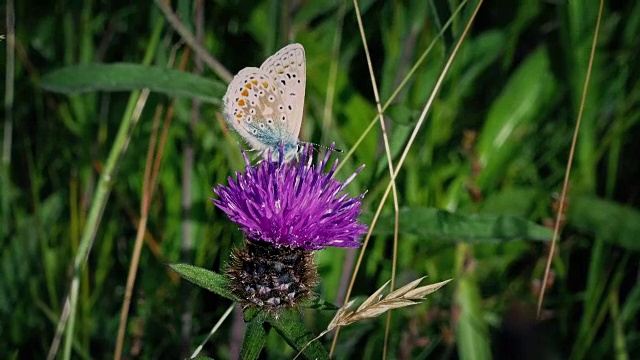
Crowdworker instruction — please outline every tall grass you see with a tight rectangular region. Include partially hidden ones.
[2,0,640,359]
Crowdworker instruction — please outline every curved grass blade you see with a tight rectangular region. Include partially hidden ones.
[367,207,553,243]
[456,277,491,360]
[475,48,558,190]
[41,63,226,105]
[569,196,640,251]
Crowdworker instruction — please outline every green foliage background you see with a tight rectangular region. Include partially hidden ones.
[2,0,640,359]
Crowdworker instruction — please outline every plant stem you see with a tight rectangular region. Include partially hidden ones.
[59,16,164,360]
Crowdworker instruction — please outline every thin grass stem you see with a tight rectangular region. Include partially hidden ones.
[55,18,164,360]
[346,1,401,359]
[536,0,604,319]
[336,0,468,174]
[332,0,482,353]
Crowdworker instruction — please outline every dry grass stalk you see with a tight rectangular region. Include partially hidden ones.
[294,277,452,359]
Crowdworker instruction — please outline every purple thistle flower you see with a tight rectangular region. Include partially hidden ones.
[214,145,367,251]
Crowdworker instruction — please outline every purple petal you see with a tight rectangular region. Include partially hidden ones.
[213,144,367,250]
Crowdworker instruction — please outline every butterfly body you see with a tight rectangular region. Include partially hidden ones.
[223,44,306,161]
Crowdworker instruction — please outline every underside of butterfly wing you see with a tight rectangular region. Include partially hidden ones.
[222,67,298,159]
[260,44,306,140]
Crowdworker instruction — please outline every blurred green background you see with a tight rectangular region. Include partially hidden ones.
[2,0,640,359]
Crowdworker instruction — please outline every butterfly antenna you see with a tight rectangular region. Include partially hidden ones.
[300,141,344,153]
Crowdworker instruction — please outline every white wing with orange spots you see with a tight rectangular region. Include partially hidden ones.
[222,44,306,161]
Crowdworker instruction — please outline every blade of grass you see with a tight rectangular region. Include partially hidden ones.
[65,84,151,360]
[335,0,469,174]
[536,0,604,318]
[331,0,482,354]
[609,288,629,360]
[154,0,232,83]
[114,39,188,360]
[320,0,346,141]
[455,274,491,360]
[180,1,205,356]
[2,0,15,238]
[113,99,171,359]
[189,304,235,359]
[350,1,400,358]
[570,254,627,360]
[49,16,164,360]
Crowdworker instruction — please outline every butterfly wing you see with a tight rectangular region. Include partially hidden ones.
[260,43,306,140]
[222,67,297,158]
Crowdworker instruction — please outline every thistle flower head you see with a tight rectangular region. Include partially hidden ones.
[213,145,367,250]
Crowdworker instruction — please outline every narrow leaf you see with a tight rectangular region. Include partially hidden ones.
[241,317,267,360]
[367,207,552,243]
[269,310,329,360]
[475,47,557,189]
[41,63,226,105]
[456,277,491,360]
[243,308,264,322]
[569,196,640,251]
[299,297,339,311]
[168,263,236,301]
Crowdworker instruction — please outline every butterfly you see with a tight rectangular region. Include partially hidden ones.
[222,43,306,161]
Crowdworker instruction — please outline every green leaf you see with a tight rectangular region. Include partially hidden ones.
[168,264,236,301]
[299,297,339,311]
[569,196,640,251]
[455,277,492,360]
[454,30,507,99]
[475,47,557,189]
[41,63,226,105]
[268,309,329,360]
[241,315,268,360]
[243,307,264,322]
[366,207,552,243]
[480,187,541,217]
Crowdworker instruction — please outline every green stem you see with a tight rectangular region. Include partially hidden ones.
[2,0,15,238]
[335,0,467,174]
[61,16,164,360]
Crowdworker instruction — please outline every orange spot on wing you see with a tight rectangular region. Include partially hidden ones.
[235,113,242,118]
[252,79,258,85]
[241,89,249,97]
[245,83,252,89]
[238,99,245,106]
